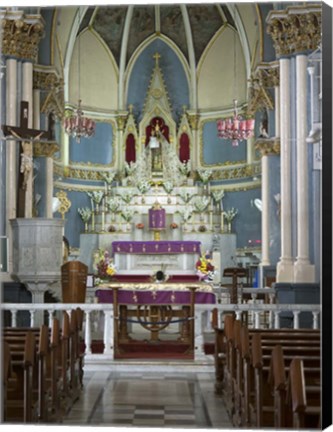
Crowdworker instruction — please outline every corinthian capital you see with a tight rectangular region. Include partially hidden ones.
[266,5,321,58]
[0,11,45,62]
[255,138,280,157]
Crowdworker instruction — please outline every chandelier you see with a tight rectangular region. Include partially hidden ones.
[63,99,96,143]
[217,6,255,147]
[63,7,96,144]
[217,99,255,147]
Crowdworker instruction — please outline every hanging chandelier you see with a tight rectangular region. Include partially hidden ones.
[63,99,96,143]
[63,7,96,144]
[217,99,255,147]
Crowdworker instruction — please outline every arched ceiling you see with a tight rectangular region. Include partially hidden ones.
[55,3,261,71]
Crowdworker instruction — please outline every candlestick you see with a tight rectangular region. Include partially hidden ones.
[102,210,105,232]
[91,211,95,232]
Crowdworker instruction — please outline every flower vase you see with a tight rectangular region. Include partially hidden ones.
[84,222,88,233]
[95,204,100,214]
[167,194,171,204]
[127,222,132,232]
[228,222,231,233]
[141,195,145,204]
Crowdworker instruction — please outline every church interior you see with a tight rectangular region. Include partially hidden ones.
[0,1,329,429]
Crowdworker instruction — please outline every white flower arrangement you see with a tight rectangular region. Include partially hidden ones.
[87,190,104,204]
[211,190,225,203]
[120,208,134,222]
[100,171,116,184]
[124,161,136,176]
[78,207,92,222]
[179,190,196,204]
[224,208,238,222]
[119,189,135,204]
[197,169,213,184]
[179,159,191,176]
[137,179,151,194]
[179,206,193,222]
[106,197,121,212]
[162,181,174,194]
[192,196,210,213]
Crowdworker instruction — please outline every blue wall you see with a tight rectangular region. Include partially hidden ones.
[69,122,113,164]
[203,121,247,164]
[127,38,189,123]
[223,188,261,249]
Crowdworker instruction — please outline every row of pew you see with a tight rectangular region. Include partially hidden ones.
[2,308,84,423]
[214,314,321,429]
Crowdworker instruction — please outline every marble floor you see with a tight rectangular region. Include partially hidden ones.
[63,369,233,429]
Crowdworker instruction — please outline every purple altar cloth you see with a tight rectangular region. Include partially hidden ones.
[149,208,166,230]
[95,289,215,305]
[112,241,201,254]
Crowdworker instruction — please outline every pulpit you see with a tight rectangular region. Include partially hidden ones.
[223,267,248,304]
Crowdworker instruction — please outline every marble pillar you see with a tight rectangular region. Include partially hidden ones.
[276,58,294,282]
[261,154,270,266]
[294,54,315,282]
[5,58,18,274]
[22,61,33,218]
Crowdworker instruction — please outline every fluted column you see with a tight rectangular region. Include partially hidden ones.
[22,61,34,218]
[276,58,294,282]
[6,58,18,274]
[294,54,315,282]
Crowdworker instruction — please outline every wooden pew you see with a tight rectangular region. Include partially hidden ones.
[218,318,321,429]
[4,331,38,423]
[247,332,320,429]
[286,357,321,429]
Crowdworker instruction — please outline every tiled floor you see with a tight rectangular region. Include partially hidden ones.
[63,370,233,428]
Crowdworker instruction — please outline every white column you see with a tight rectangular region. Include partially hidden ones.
[275,85,280,137]
[294,54,315,282]
[6,58,18,274]
[260,154,270,266]
[247,136,254,165]
[22,61,33,218]
[276,58,294,282]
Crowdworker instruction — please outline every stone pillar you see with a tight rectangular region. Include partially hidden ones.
[255,140,280,271]
[276,58,294,282]
[266,3,322,283]
[22,61,34,218]
[5,58,18,274]
[294,54,315,282]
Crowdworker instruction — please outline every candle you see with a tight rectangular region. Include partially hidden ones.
[209,211,213,229]
[221,212,224,232]
[91,199,94,212]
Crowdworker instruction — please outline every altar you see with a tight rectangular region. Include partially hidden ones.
[112,240,201,275]
[95,282,215,359]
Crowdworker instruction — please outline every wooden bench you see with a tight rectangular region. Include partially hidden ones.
[216,315,321,429]
[2,308,84,423]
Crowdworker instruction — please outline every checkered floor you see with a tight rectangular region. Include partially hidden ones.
[63,370,233,428]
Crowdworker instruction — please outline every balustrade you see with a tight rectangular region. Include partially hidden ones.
[1,299,321,366]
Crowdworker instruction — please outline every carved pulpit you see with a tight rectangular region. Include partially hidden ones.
[223,267,248,304]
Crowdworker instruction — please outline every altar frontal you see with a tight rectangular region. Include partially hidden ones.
[95,282,215,359]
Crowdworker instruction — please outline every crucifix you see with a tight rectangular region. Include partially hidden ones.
[2,100,51,217]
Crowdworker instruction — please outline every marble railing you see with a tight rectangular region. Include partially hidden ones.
[2,299,321,363]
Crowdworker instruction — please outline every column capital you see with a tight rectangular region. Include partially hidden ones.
[33,141,59,158]
[0,12,45,62]
[248,62,279,115]
[33,65,63,91]
[266,5,321,58]
[187,112,200,130]
[255,138,280,157]
[116,112,128,131]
